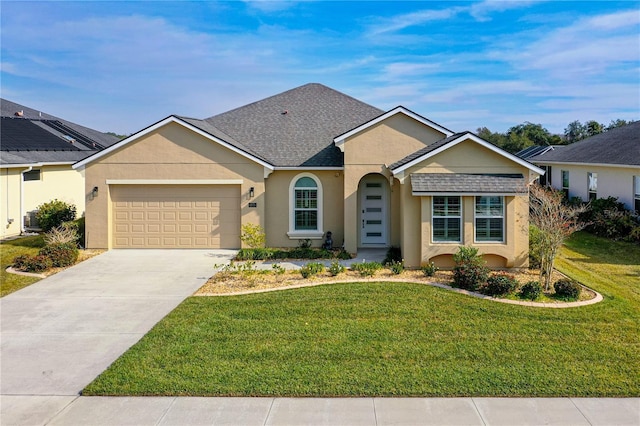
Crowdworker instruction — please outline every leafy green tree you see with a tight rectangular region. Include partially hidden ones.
[564,120,587,144]
[585,120,604,137]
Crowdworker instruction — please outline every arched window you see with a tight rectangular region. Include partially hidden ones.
[288,173,323,238]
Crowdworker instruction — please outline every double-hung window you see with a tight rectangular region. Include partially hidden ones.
[475,196,504,242]
[561,170,569,198]
[432,196,461,242]
[588,172,597,201]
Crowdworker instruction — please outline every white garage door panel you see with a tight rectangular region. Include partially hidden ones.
[111,185,240,248]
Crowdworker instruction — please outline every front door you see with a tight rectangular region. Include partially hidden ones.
[360,176,388,245]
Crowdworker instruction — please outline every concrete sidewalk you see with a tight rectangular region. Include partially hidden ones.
[2,395,638,425]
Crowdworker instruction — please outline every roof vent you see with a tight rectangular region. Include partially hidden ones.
[281,110,288,115]
[14,110,23,117]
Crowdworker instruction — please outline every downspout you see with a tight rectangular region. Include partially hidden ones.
[20,166,32,234]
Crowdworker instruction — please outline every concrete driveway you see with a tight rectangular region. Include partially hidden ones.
[0,249,236,396]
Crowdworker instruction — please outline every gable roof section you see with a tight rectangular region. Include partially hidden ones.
[390,132,544,176]
[73,116,275,170]
[333,106,454,150]
[529,121,640,167]
[411,173,527,195]
[204,83,384,167]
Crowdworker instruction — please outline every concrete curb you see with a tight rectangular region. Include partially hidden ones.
[198,277,603,309]
[5,266,46,279]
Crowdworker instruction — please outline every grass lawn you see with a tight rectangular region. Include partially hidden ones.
[83,232,640,397]
[0,235,45,297]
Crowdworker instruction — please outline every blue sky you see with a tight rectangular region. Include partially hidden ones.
[2,1,639,136]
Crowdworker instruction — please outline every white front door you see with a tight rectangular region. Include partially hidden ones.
[360,176,388,245]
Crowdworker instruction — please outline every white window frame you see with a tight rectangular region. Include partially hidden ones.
[474,196,505,243]
[561,170,570,198]
[588,172,597,201]
[634,176,640,213]
[287,173,323,239]
[432,196,462,243]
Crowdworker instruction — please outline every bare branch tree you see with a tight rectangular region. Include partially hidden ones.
[529,185,588,290]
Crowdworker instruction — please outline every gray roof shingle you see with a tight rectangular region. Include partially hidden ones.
[411,173,527,194]
[529,121,640,166]
[202,83,384,167]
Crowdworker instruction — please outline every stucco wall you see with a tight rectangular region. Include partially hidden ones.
[83,122,265,249]
[542,163,639,210]
[264,170,344,248]
[1,165,85,238]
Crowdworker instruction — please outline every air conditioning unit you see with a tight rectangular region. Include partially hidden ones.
[24,210,40,229]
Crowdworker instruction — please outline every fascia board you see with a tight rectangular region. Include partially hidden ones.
[391,133,546,176]
[1,161,74,169]
[273,167,344,171]
[73,116,275,170]
[531,160,640,169]
[412,191,526,196]
[333,106,454,147]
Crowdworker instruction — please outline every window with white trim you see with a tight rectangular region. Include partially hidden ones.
[588,172,597,201]
[475,196,504,242]
[561,170,569,198]
[288,173,323,238]
[432,196,461,242]
[23,169,41,181]
[634,176,640,213]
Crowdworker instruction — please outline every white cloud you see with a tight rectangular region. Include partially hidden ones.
[366,7,465,36]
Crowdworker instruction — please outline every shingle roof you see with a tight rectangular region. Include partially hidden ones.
[411,173,527,194]
[516,145,556,160]
[529,121,640,166]
[202,83,384,167]
[1,99,120,166]
[389,132,467,170]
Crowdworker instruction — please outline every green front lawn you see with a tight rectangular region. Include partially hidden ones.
[83,232,640,397]
[0,235,45,297]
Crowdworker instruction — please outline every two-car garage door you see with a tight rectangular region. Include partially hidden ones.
[111,185,240,248]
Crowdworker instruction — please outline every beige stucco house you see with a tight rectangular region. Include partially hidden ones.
[528,121,640,212]
[1,99,119,239]
[74,84,543,268]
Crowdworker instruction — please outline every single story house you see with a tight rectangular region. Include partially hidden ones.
[0,99,119,238]
[528,121,640,212]
[74,84,543,268]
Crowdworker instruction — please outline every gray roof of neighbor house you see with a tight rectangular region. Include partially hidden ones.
[528,121,640,166]
[411,173,527,194]
[198,83,384,167]
[1,98,120,166]
[515,145,556,160]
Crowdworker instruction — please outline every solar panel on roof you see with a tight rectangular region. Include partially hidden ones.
[40,120,105,150]
[0,117,82,151]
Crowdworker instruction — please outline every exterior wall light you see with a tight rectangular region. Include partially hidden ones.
[92,186,99,197]
[249,187,255,198]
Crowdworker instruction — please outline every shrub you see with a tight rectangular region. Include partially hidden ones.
[39,243,79,268]
[452,246,489,291]
[383,246,402,265]
[519,281,542,300]
[351,261,382,277]
[13,254,52,272]
[389,259,404,275]
[328,260,345,276]
[336,249,352,260]
[236,248,274,260]
[482,272,518,296]
[421,262,439,277]
[240,224,266,249]
[529,224,543,269]
[272,263,285,277]
[554,279,581,299]
[300,262,325,278]
[35,199,77,232]
[44,225,78,246]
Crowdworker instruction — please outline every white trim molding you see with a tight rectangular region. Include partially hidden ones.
[105,179,243,185]
[287,172,324,239]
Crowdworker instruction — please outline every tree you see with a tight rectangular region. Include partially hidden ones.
[529,185,587,290]
[585,120,604,137]
[563,120,587,144]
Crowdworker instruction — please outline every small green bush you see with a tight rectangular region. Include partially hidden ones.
[519,281,543,300]
[13,254,52,272]
[452,246,489,291]
[383,246,402,265]
[351,261,382,277]
[554,279,581,299]
[529,224,543,269]
[421,262,439,277]
[35,199,77,232]
[389,259,404,275]
[240,224,266,249]
[328,260,345,276]
[336,249,352,260]
[300,262,325,278]
[39,242,79,267]
[482,272,518,296]
[236,248,274,260]
[272,263,285,277]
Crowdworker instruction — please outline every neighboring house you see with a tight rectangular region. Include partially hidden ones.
[0,99,119,238]
[74,84,543,268]
[528,121,640,212]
